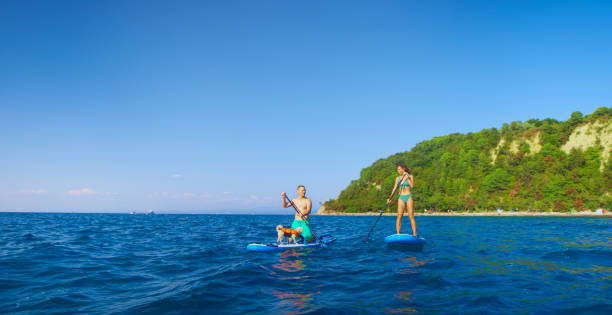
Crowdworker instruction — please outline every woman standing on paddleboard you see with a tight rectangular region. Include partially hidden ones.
[387,163,417,236]
[281,185,314,242]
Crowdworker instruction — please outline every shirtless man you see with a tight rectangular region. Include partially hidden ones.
[281,185,314,242]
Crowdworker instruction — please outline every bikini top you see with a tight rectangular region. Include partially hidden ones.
[398,175,411,188]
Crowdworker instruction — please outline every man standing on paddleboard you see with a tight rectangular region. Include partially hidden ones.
[281,185,313,242]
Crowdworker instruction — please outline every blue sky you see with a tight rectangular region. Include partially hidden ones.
[1,1,610,213]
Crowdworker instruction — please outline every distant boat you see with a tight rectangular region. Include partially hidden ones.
[129,211,136,215]
[146,210,155,215]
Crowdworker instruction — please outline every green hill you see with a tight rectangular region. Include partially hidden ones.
[323,107,612,213]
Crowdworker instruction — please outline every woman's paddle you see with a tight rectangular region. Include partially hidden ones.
[363,174,407,242]
[284,195,319,242]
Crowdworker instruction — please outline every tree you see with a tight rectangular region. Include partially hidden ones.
[483,168,511,192]
[323,108,611,212]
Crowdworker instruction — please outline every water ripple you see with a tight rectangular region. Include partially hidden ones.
[0,213,610,314]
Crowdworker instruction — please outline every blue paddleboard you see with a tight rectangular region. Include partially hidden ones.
[384,234,426,244]
[247,235,336,252]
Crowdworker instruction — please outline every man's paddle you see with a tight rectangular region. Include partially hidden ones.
[284,194,319,242]
[363,174,407,242]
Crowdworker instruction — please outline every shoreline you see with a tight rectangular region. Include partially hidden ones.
[316,211,610,217]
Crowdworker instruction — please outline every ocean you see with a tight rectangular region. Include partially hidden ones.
[1,213,610,314]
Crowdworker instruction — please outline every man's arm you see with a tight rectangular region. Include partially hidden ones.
[281,192,291,208]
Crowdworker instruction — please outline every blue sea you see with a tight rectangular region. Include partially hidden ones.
[1,213,611,314]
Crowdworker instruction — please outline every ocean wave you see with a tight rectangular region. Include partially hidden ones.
[1,213,610,314]
[542,249,612,266]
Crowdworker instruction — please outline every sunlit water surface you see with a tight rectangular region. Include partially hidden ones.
[1,213,611,314]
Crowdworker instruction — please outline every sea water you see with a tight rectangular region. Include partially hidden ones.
[1,213,610,314]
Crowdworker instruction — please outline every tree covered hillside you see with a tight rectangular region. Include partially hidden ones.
[323,107,612,213]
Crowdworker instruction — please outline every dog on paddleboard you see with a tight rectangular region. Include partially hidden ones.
[276,225,303,244]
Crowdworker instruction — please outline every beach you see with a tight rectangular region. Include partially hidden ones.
[316,210,611,217]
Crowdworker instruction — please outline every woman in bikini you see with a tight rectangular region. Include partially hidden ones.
[387,163,417,236]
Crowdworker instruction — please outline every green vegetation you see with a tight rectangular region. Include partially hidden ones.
[324,107,612,213]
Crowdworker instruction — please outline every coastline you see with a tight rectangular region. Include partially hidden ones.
[315,211,611,217]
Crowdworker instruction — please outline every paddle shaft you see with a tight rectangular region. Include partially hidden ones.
[284,195,319,242]
[363,174,407,242]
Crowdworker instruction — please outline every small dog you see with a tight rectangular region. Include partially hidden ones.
[276,225,303,244]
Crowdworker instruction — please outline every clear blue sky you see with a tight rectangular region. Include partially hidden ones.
[1,1,610,213]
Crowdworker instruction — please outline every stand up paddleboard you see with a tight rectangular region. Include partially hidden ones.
[247,235,336,252]
[384,234,426,245]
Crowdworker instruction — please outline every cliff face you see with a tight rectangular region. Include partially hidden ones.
[324,107,612,213]
[316,205,328,215]
[561,120,612,170]
[491,131,541,162]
